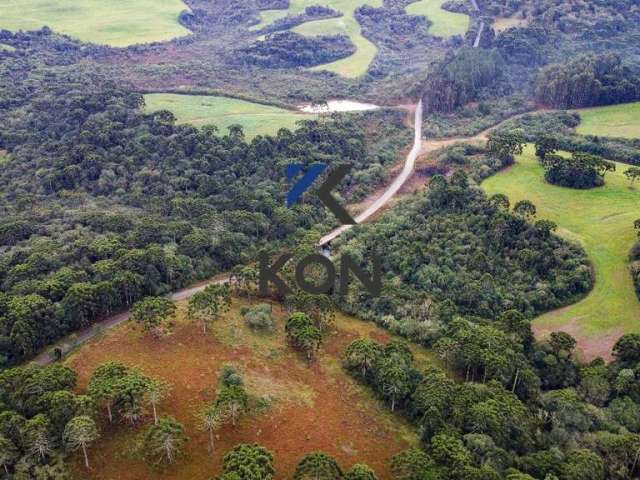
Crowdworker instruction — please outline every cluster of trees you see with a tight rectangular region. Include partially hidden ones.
[0,63,395,366]
[336,170,592,344]
[285,312,322,361]
[534,137,616,188]
[423,47,506,113]
[237,31,356,69]
[198,365,249,455]
[255,6,342,36]
[344,324,640,479]
[0,364,100,477]
[535,54,640,109]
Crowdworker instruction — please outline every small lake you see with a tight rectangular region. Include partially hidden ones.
[299,99,380,113]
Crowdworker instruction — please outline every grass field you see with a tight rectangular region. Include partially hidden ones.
[492,16,528,32]
[576,102,640,139]
[0,43,16,52]
[0,0,191,47]
[406,0,470,37]
[482,145,640,360]
[144,94,314,139]
[66,298,430,479]
[251,0,383,78]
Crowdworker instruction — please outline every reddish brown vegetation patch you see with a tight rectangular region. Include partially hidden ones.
[67,301,418,480]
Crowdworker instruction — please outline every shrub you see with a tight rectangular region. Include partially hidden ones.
[242,304,276,332]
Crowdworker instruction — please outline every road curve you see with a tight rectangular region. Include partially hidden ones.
[319,100,423,246]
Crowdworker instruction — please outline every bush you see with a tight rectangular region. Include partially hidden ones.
[242,304,276,331]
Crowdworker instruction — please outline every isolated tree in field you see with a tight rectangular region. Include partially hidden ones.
[345,464,378,480]
[143,416,188,466]
[487,129,525,162]
[198,404,227,455]
[549,331,577,356]
[344,338,382,379]
[513,200,537,221]
[145,379,171,425]
[0,435,18,475]
[88,361,128,423]
[294,451,343,480]
[625,167,640,187]
[390,448,434,480]
[222,443,276,479]
[63,416,99,469]
[115,369,153,424]
[488,193,510,211]
[187,283,231,334]
[131,296,176,338]
[534,134,560,160]
[285,312,322,361]
[215,384,248,427]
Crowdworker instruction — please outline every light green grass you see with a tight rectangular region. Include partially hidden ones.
[251,0,383,78]
[0,43,16,52]
[143,93,314,139]
[0,0,191,47]
[482,145,640,340]
[576,102,640,139]
[406,0,470,37]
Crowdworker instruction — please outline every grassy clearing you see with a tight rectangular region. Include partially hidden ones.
[406,0,470,37]
[0,43,16,52]
[492,16,528,32]
[0,0,190,47]
[251,0,383,78]
[482,145,640,359]
[66,297,429,479]
[143,93,314,139]
[576,102,640,139]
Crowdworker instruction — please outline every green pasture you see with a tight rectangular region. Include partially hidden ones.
[406,0,470,37]
[0,0,190,46]
[251,0,383,78]
[576,102,640,139]
[482,145,640,340]
[143,93,314,139]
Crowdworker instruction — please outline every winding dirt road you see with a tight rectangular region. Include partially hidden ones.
[33,101,425,365]
[319,100,424,246]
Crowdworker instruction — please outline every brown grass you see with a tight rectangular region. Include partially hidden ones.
[66,298,427,479]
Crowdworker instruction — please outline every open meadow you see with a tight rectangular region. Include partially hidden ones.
[406,0,470,37]
[143,94,314,138]
[0,0,190,46]
[482,145,640,360]
[65,297,432,479]
[251,0,383,78]
[576,102,640,139]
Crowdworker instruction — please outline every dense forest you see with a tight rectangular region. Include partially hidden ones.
[335,169,592,343]
[535,54,640,109]
[0,58,410,367]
